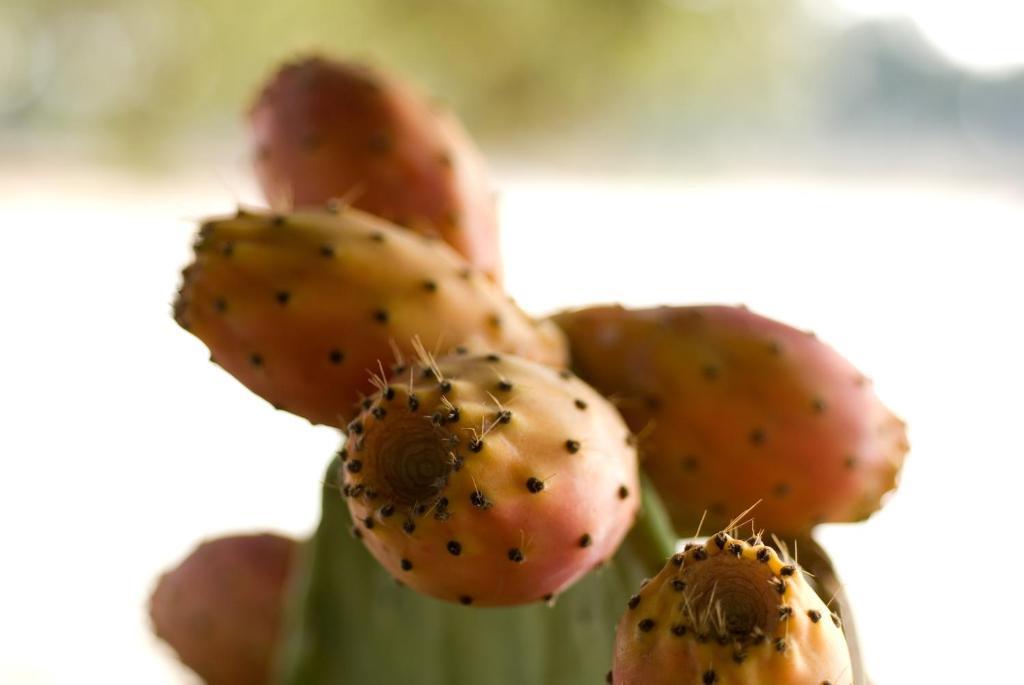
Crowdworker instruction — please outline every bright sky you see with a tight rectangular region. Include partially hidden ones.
[831,0,1024,71]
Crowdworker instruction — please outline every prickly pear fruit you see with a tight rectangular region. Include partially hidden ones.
[612,532,852,685]
[174,207,566,427]
[249,56,501,281]
[149,533,297,685]
[553,305,908,537]
[340,350,640,606]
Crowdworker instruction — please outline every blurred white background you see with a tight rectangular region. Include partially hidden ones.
[832,0,1024,70]
[3,0,1024,683]
[1,163,1022,682]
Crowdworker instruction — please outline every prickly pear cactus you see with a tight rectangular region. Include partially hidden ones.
[156,53,904,685]
[249,56,502,281]
[174,207,566,427]
[612,532,852,685]
[342,350,640,605]
[149,533,297,685]
[275,458,677,684]
[554,305,908,537]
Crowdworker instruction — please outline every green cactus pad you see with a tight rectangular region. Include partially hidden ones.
[274,456,676,684]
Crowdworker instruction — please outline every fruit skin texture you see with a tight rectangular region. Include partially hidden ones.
[174,207,566,427]
[553,305,908,537]
[250,56,502,281]
[149,533,297,685]
[341,352,640,606]
[612,532,851,685]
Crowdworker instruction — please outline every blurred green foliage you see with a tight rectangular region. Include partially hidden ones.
[0,0,814,153]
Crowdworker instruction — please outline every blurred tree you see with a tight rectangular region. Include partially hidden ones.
[0,0,814,159]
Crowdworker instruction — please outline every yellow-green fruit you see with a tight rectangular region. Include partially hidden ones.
[342,351,640,606]
[612,532,852,684]
[174,207,566,427]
